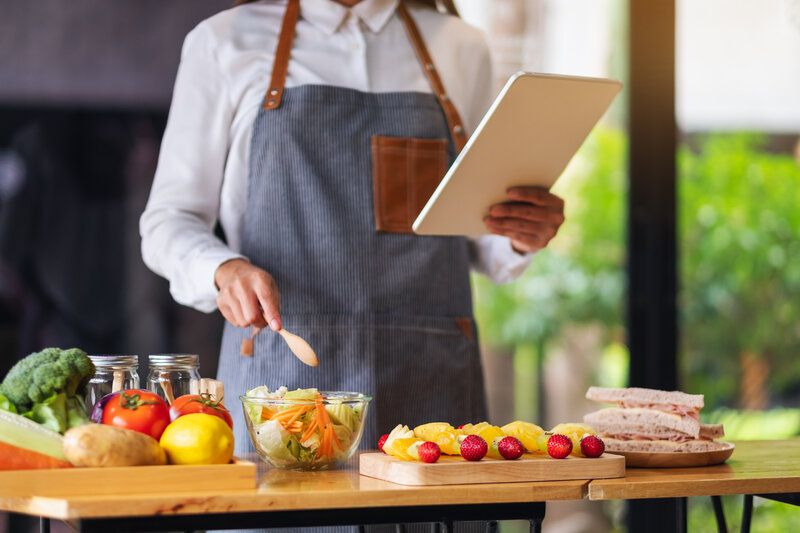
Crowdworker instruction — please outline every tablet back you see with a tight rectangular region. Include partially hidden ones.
[412,72,622,236]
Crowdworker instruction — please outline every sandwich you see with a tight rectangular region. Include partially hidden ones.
[583,386,726,453]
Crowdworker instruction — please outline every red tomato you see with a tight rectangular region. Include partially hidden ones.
[169,394,234,429]
[101,390,171,440]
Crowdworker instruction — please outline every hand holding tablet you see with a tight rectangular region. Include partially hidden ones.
[412,72,623,236]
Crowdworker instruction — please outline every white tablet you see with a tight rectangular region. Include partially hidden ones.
[412,72,623,236]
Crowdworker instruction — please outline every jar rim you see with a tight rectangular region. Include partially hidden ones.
[148,354,199,368]
[89,355,139,369]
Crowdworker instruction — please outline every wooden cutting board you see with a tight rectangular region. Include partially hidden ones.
[359,452,625,486]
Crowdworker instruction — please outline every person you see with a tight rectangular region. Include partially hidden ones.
[140,0,565,456]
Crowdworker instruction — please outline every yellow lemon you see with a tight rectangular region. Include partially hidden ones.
[160,413,234,465]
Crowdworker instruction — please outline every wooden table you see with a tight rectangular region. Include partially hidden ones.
[0,453,587,533]
[2,440,798,533]
[588,439,800,500]
[588,439,800,533]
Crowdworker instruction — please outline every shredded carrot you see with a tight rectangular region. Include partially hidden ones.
[269,405,305,421]
[286,405,312,425]
[309,393,342,458]
[261,406,278,420]
[301,417,318,443]
[331,425,343,450]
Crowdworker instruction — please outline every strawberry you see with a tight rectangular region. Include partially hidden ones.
[497,436,524,460]
[460,435,488,461]
[378,433,389,453]
[417,441,441,463]
[580,435,605,458]
[547,434,573,459]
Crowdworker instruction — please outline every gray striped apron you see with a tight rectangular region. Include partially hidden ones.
[216,0,487,458]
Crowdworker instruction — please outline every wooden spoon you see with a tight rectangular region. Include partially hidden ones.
[239,320,319,367]
[276,328,319,367]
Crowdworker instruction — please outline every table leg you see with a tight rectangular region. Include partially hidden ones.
[486,520,498,533]
[740,494,753,533]
[39,517,50,533]
[711,495,728,533]
[527,504,546,533]
[628,498,687,533]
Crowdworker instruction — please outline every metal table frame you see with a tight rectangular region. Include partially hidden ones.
[711,493,800,533]
[39,502,546,533]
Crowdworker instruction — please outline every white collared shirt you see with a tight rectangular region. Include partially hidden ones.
[140,0,532,313]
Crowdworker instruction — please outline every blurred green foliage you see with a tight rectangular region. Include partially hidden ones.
[689,495,800,532]
[702,407,800,440]
[473,129,800,412]
[472,126,627,349]
[679,133,800,408]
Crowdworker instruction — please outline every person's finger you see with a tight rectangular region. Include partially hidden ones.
[488,203,565,225]
[506,187,565,209]
[484,216,559,240]
[240,290,268,329]
[218,292,247,328]
[255,276,281,331]
[216,299,236,326]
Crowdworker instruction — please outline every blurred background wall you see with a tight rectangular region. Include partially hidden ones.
[0,0,230,382]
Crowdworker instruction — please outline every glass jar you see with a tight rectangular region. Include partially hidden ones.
[147,354,201,405]
[86,355,140,413]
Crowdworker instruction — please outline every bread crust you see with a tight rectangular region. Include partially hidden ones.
[584,407,701,439]
[602,437,729,453]
[586,387,704,409]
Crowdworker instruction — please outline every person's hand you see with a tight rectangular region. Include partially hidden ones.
[484,187,565,254]
[214,258,281,331]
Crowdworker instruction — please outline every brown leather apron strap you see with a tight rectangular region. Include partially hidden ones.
[265,0,468,152]
[263,0,300,110]
[396,1,468,152]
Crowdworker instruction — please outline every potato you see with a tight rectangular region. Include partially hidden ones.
[63,424,167,467]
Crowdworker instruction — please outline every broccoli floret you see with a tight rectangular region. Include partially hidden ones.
[0,347,95,413]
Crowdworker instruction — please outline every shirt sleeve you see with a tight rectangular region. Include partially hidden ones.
[462,27,535,284]
[139,24,245,313]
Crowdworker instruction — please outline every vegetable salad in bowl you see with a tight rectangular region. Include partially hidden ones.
[241,387,371,470]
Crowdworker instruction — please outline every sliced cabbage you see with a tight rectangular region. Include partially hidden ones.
[326,403,357,432]
[254,419,296,463]
[332,423,353,450]
[246,385,288,399]
[283,388,318,400]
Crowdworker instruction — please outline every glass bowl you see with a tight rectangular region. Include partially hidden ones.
[240,391,372,471]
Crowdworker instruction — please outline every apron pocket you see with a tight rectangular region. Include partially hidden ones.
[371,135,449,233]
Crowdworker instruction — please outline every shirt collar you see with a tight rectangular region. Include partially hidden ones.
[300,0,399,36]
